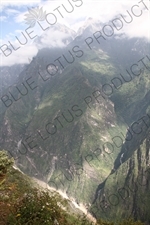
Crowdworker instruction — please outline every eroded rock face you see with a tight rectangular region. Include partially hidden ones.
[92,136,150,222]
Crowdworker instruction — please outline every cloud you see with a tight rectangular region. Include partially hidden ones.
[1,0,41,7]
[37,28,71,48]
[14,0,65,22]
[0,16,7,22]
[0,0,149,67]
[0,43,38,66]
[66,0,150,40]
[5,8,20,16]
[120,10,150,40]
[14,10,29,23]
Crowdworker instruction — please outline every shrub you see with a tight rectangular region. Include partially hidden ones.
[7,188,69,225]
[0,150,14,177]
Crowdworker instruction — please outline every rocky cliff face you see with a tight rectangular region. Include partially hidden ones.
[92,135,150,222]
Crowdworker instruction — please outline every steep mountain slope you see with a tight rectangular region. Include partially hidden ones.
[91,136,150,223]
[0,151,145,225]
[0,20,150,223]
[0,64,26,93]
[0,48,123,204]
[0,151,95,225]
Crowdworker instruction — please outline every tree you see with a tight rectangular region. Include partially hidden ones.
[0,150,14,176]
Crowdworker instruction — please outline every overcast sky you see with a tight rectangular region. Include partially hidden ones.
[0,0,149,66]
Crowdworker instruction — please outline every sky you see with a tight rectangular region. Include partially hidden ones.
[0,0,150,66]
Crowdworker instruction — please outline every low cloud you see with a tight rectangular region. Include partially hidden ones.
[0,0,149,67]
[1,44,38,66]
[37,28,72,48]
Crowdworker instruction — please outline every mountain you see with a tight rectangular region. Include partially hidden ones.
[0,19,150,224]
[0,64,26,93]
[34,23,76,49]
[0,150,95,224]
[76,18,104,38]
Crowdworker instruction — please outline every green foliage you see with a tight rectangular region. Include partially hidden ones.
[7,189,67,225]
[6,188,93,225]
[118,218,144,225]
[6,188,145,225]
[0,153,145,225]
[97,218,144,225]
[97,219,114,225]
[0,150,14,176]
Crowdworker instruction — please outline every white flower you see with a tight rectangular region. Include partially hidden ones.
[24,6,47,28]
